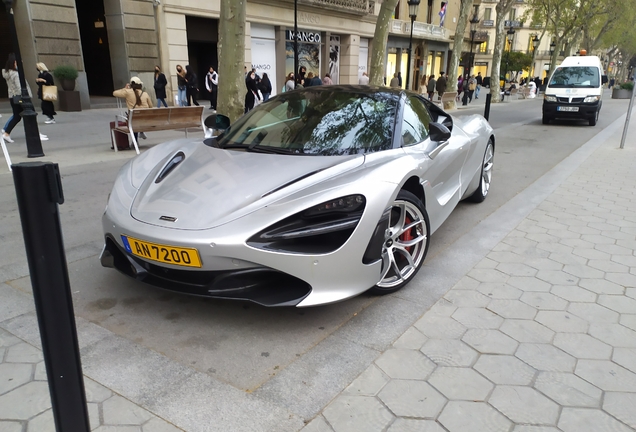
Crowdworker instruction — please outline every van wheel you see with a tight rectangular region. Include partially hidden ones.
[589,110,598,126]
[542,115,550,125]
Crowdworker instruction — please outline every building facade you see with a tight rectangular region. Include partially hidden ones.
[2,0,469,108]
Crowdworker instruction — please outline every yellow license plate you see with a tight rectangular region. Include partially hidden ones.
[121,235,202,268]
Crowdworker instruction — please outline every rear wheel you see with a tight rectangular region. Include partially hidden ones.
[369,190,430,295]
[589,110,598,126]
[469,139,494,203]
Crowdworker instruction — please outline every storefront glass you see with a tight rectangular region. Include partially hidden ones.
[286,30,321,81]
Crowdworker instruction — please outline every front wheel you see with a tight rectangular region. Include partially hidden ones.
[369,190,430,295]
[542,115,550,125]
[469,139,494,203]
[589,110,598,126]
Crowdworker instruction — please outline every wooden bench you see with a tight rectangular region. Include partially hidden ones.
[518,87,532,99]
[500,87,518,101]
[112,106,205,154]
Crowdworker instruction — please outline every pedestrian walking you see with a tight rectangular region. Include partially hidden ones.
[297,66,307,86]
[359,72,369,85]
[475,72,483,99]
[176,65,187,106]
[35,62,57,124]
[467,75,477,103]
[390,73,399,88]
[322,73,333,85]
[285,73,295,92]
[397,72,403,87]
[436,72,447,100]
[205,66,218,110]
[244,70,260,113]
[457,75,464,102]
[184,65,199,106]
[154,65,168,108]
[259,73,272,101]
[427,75,437,100]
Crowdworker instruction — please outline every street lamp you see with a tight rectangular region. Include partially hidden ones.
[467,14,480,77]
[530,34,540,78]
[405,0,421,90]
[504,27,515,83]
[2,0,44,158]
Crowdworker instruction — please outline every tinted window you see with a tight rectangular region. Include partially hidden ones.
[401,96,431,146]
[217,89,398,156]
[549,66,600,88]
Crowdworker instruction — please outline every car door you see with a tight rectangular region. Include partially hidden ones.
[400,96,468,231]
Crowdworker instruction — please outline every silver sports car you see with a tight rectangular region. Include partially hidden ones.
[101,86,495,307]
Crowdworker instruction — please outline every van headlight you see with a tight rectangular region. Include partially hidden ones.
[583,96,599,103]
[544,95,557,102]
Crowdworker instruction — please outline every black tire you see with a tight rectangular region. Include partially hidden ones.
[369,190,430,295]
[542,115,550,125]
[469,139,494,203]
[589,110,598,126]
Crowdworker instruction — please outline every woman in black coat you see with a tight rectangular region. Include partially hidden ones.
[154,65,168,107]
[259,73,272,101]
[184,65,199,106]
[35,62,57,123]
[244,71,261,113]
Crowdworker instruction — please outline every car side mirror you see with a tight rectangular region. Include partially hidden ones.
[602,75,608,85]
[429,121,451,143]
[205,114,230,131]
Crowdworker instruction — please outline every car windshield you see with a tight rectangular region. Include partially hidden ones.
[217,89,398,156]
[549,66,599,88]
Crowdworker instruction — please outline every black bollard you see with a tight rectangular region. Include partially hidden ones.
[12,162,90,432]
[484,93,492,121]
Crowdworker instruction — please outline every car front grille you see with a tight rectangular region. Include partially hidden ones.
[557,97,585,103]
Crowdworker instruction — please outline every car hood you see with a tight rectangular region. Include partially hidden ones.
[130,144,364,230]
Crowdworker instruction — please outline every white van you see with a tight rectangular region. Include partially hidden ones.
[542,55,608,126]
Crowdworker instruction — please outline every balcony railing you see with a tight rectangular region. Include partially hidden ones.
[300,0,373,14]
[393,19,450,40]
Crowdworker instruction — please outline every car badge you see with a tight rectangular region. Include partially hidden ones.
[159,216,177,222]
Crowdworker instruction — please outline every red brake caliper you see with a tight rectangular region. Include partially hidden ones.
[399,216,414,254]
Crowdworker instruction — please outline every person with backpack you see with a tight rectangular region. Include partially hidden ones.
[259,73,272,101]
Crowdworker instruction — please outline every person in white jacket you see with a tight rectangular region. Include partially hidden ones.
[205,66,218,110]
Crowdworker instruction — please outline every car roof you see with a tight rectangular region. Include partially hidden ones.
[559,55,602,68]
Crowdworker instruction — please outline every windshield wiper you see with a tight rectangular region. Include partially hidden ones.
[220,143,304,155]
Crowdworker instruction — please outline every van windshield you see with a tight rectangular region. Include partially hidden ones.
[549,66,599,88]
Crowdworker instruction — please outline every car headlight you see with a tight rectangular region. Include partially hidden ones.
[248,195,366,254]
[544,95,557,102]
[583,96,599,103]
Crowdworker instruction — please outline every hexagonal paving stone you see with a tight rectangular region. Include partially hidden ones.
[567,302,619,324]
[0,421,22,432]
[550,286,596,303]
[375,349,436,380]
[386,419,446,432]
[553,333,612,360]
[500,320,555,344]
[627,288,636,300]
[443,290,492,308]
[596,243,633,255]
[141,418,183,432]
[620,315,636,332]
[598,295,636,314]
[300,416,333,432]
[575,360,636,391]
[84,378,113,403]
[477,283,523,300]
[33,362,47,381]
[612,348,636,373]
[420,339,478,367]
[602,392,636,429]
[612,254,636,267]
[438,401,511,432]
[572,248,610,260]
[487,251,526,263]
[606,272,636,287]
[414,316,467,340]
[512,427,561,432]
[27,409,54,432]
[343,364,389,397]
[451,308,503,330]
[534,311,589,333]
[4,343,43,363]
[588,259,629,273]
[378,380,447,418]
[0,381,51,420]
[475,258,499,269]
[589,323,636,348]
[473,354,536,385]
[523,258,563,272]
[0,330,22,349]
[520,293,568,311]
[496,263,538,277]
[489,385,559,425]
[103,395,153,425]
[516,343,575,372]
[0,363,33,395]
[548,253,587,266]
[462,329,518,355]
[508,277,552,292]
[487,299,537,319]
[558,407,633,432]
[428,367,493,401]
[534,371,602,407]
[323,395,393,432]
[466,269,509,284]
[578,278,624,295]
[427,300,458,317]
[536,271,579,286]
[393,328,428,350]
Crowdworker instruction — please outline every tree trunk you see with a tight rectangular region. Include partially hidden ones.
[218,0,246,122]
[489,0,516,104]
[370,0,400,86]
[446,0,474,110]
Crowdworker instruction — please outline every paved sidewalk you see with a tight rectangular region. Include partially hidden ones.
[302,125,636,431]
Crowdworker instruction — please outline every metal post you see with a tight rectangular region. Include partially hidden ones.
[3,0,44,158]
[406,16,415,90]
[12,162,90,432]
[294,0,299,86]
[619,85,636,149]
[484,93,492,121]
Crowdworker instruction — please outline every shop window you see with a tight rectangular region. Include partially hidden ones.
[478,41,488,53]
